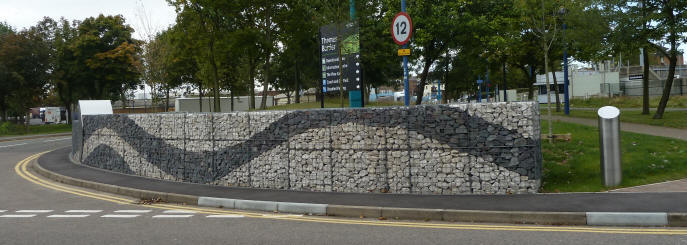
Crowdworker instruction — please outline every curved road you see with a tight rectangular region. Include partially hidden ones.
[1,136,686,245]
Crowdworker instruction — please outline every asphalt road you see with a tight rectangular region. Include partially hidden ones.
[1,137,687,245]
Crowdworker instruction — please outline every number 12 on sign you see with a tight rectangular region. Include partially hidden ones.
[392,12,413,45]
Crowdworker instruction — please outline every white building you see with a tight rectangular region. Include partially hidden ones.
[534,71,620,103]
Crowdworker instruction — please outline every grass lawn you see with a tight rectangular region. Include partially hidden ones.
[569,95,687,108]
[541,120,687,192]
[542,108,687,129]
[0,122,71,137]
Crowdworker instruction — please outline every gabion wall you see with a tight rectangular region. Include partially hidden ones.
[73,102,542,194]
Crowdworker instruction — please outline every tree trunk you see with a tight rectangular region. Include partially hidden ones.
[415,55,434,105]
[209,39,221,112]
[337,22,344,108]
[198,83,203,112]
[295,64,301,104]
[550,58,561,112]
[287,89,291,104]
[165,86,170,112]
[642,47,650,115]
[260,4,272,110]
[230,87,234,112]
[544,49,553,143]
[66,103,72,125]
[653,53,677,119]
[249,56,256,110]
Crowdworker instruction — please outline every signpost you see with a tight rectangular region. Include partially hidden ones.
[319,22,361,104]
[392,5,412,106]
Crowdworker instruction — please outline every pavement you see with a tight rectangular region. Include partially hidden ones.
[612,179,687,192]
[550,115,687,141]
[0,132,71,143]
[3,135,687,244]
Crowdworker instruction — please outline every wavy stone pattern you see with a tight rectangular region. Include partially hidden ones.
[73,102,542,194]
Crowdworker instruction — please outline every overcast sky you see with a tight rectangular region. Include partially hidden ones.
[0,0,177,40]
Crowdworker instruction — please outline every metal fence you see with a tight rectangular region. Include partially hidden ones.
[617,79,687,97]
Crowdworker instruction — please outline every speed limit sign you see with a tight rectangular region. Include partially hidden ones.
[391,12,413,45]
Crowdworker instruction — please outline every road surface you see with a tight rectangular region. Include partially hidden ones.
[1,136,686,245]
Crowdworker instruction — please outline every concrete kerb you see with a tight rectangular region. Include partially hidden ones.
[28,152,687,226]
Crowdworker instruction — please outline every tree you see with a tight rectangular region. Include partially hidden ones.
[52,18,81,123]
[401,0,459,105]
[359,0,403,99]
[647,0,686,119]
[0,21,53,127]
[519,0,561,143]
[0,21,15,121]
[605,0,656,115]
[70,15,142,100]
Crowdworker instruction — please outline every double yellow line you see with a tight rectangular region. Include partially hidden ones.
[14,152,687,235]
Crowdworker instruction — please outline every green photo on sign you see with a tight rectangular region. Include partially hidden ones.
[342,33,359,55]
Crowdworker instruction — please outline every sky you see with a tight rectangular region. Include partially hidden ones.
[0,0,177,40]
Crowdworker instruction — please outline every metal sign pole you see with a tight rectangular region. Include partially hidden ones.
[477,75,483,103]
[563,23,570,115]
[402,0,409,106]
[486,71,490,102]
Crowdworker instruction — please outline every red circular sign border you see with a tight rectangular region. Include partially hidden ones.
[391,12,413,45]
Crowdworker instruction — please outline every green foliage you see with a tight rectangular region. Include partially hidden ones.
[0,122,71,136]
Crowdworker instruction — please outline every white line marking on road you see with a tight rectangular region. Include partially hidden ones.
[163,210,197,214]
[262,214,303,218]
[47,214,90,218]
[152,215,194,218]
[0,210,6,213]
[114,210,151,213]
[206,215,245,218]
[101,214,139,218]
[65,210,102,213]
[43,138,71,142]
[16,210,53,213]
[0,143,27,148]
[0,214,36,218]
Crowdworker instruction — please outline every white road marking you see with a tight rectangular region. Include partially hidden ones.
[0,210,6,213]
[152,215,194,218]
[43,138,71,142]
[114,210,152,213]
[16,210,53,213]
[262,214,303,218]
[47,214,90,218]
[163,210,197,214]
[0,214,36,218]
[206,215,244,218]
[101,214,139,218]
[0,143,27,148]
[65,210,102,213]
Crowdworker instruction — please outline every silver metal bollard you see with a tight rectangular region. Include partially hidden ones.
[598,106,621,187]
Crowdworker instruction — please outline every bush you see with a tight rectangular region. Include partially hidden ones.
[0,122,16,135]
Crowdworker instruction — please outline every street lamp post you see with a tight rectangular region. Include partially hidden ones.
[560,7,570,115]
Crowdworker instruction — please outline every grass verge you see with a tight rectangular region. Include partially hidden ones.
[541,120,687,192]
[0,122,71,137]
